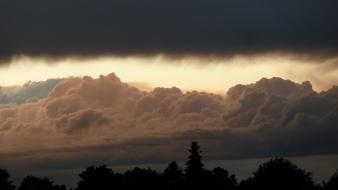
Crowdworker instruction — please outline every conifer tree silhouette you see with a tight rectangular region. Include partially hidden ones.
[185,141,205,189]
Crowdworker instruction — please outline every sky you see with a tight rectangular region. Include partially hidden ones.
[1,0,338,186]
[1,54,338,93]
[1,0,338,92]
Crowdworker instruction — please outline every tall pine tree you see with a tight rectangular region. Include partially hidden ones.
[185,142,205,182]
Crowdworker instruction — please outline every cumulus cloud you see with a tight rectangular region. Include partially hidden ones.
[1,0,338,63]
[0,79,62,105]
[0,73,338,171]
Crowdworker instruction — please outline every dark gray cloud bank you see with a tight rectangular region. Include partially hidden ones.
[0,73,337,171]
[1,0,338,62]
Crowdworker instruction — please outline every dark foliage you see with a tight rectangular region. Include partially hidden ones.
[239,158,315,190]
[76,165,121,190]
[184,141,206,189]
[18,175,66,190]
[124,167,162,190]
[0,168,15,190]
[185,142,205,181]
[163,161,183,190]
[3,142,337,190]
[324,170,338,190]
[208,167,238,190]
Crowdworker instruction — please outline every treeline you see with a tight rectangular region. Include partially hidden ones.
[1,142,338,190]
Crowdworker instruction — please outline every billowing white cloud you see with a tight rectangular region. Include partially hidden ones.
[0,73,338,170]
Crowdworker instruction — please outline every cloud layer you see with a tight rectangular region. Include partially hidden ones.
[0,73,337,170]
[1,0,338,62]
[0,79,62,105]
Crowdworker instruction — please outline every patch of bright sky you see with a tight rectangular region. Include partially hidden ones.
[0,55,337,94]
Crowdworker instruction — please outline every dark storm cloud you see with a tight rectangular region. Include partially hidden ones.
[1,0,338,62]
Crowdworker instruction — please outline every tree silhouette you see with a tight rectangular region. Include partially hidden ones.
[3,142,335,190]
[239,158,314,190]
[209,167,237,190]
[18,175,66,190]
[185,142,204,178]
[0,168,15,190]
[124,167,161,190]
[325,169,338,190]
[76,165,121,190]
[185,141,206,189]
[163,161,183,190]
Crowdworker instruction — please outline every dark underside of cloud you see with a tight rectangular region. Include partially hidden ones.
[0,73,337,170]
[1,0,338,62]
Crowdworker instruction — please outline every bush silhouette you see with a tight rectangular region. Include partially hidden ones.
[239,158,314,190]
[76,165,121,190]
[163,161,183,190]
[325,169,338,190]
[0,168,15,190]
[124,167,162,190]
[209,167,237,190]
[18,175,66,190]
